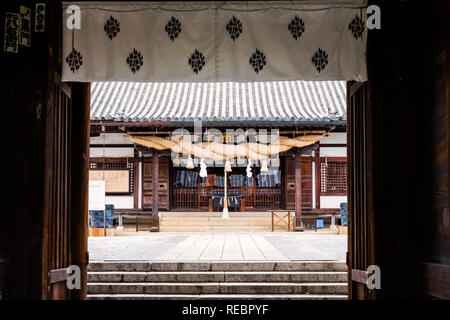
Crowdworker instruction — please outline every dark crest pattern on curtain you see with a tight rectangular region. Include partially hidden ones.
[65,48,83,72]
[288,16,305,40]
[126,49,143,73]
[188,50,206,74]
[165,16,182,41]
[226,16,243,41]
[104,16,120,40]
[249,49,266,74]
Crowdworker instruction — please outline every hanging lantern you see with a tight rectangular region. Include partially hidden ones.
[199,158,208,178]
[246,159,253,178]
[225,159,232,172]
[260,159,269,173]
[186,156,194,169]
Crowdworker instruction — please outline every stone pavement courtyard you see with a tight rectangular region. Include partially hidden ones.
[88,232,346,262]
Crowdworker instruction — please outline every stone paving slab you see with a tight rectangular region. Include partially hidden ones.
[88,232,346,262]
[263,233,346,261]
[199,234,225,260]
[88,234,189,261]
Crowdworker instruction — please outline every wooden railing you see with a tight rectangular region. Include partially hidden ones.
[295,209,341,231]
[173,186,281,208]
[253,188,281,207]
[173,187,199,207]
[272,211,292,231]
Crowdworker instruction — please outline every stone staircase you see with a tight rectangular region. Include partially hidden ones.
[159,216,285,232]
[87,261,348,300]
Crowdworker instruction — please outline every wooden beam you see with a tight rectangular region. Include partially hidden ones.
[89,144,134,148]
[70,83,91,300]
[294,152,303,230]
[319,143,347,148]
[91,120,339,129]
[152,150,159,217]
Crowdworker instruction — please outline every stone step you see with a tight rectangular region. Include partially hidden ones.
[88,282,348,295]
[160,217,273,222]
[159,227,272,232]
[88,271,348,283]
[87,293,348,300]
[88,261,347,272]
[159,221,272,228]
[158,216,291,231]
[159,225,272,229]
[159,221,272,226]
[158,220,272,223]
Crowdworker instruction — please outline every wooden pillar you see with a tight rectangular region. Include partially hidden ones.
[70,82,90,300]
[197,165,201,208]
[295,152,304,230]
[152,150,159,216]
[133,151,139,209]
[315,150,321,209]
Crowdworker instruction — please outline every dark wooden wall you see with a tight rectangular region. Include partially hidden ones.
[1,0,89,299]
[0,0,55,299]
[361,0,423,299]
[416,0,450,300]
[358,0,450,299]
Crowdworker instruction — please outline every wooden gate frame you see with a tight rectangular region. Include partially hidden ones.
[42,69,90,299]
[347,81,376,300]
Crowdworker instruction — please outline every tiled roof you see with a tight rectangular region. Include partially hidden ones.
[91,81,346,124]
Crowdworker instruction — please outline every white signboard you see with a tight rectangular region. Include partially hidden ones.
[88,180,105,210]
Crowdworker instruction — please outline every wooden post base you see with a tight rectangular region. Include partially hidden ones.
[208,199,213,212]
[338,225,348,234]
[89,228,115,237]
[294,221,305,232]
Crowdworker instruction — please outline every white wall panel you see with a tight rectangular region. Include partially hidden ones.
[105,196,134,209]
[320,147,347,157]
[90,133,133,145]
[90,147,134,158]
[320,196,347,209]
[320,132,347,144]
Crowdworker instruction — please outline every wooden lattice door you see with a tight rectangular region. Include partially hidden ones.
[347,81,376,300]
[43,74,73,299]
[142,156,170,210]
[284,157,313,210]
